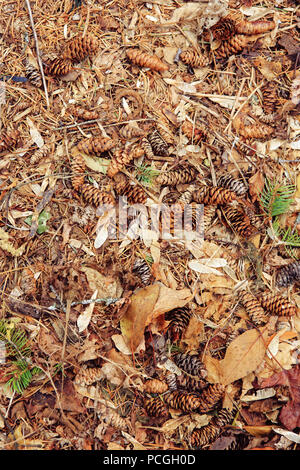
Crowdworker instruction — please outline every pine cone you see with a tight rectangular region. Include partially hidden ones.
[203,205,216,231]
[165,307,191,341]
[192,186,238,205]
[71,152,86,190]
[30,144,52,165]
[238,291,267,325]
[261,81,278,116]
[147,130,169,157]
[210,17,237,40]
[77,136,116,156]
[222,205,258,239]
[156,122,175,145]
[144,379,169,394]
[156,167,197,186]
[180,48,210,68]
[0,129,20,152]
[176,374,207,393]
[197,384,225,413]
[25,63,42,87]
[126,49,168,72]
[120,123,145,140]
[217,174,248,196]
[69,105,100,121]
[144,396,169,417]
[190,423,220,448]
[75,367,102,386]
[96,403,128,431]
[113,172,147,204]
[214,408,234,426]
[259,293,297,317]
[63,34,99,62]
[80,184,115,207]
[214,34,250,59]
[235,19,276,35]
[160,203,184,236]
[232,113,274,139]
[276,260,300,288]
[141,137,155,159]
[181,120,207,144]
[133,258,152,285]
[165,372,178,392]
[107,148,134,178]
[190,407,232,448]
[164,391,201,412]
[178,185,198,205]
[173,353,206,377]
[44,58,73,76]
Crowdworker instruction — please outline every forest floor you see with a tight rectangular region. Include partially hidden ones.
[0,0,300,451]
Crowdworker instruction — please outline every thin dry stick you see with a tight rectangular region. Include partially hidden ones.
[24,0,50,109]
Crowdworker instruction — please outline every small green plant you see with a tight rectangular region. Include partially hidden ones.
[0,320,41,394]
[135,165,160,186]
[25,210,51,234]
[260,178,295,218]
[259,179,299,258]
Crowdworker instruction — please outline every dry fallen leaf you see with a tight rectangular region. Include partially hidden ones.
[218,327,269,385]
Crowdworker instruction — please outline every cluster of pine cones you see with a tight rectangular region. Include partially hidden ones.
[238,290,297,326]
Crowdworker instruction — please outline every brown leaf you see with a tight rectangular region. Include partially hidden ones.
[218,328,269,385]
[56,378,85,412]
[120,284,160,352]
[248,171,265,202]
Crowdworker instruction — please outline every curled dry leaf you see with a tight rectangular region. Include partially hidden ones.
[120,283,192,352]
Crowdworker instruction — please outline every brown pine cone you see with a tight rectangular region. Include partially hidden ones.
[165,306,192,341]
[0,129,20,152]
[259,293,297,317]
[222,205,258,239]
[120,123,145,140]
[261,82,278,116]
[44,58,73,76]
[156,122,175,145]
[178,185,198,205]
[63,34,99,62]
[77,136,116,156]
[164,391,201,412]
[144,396,169,417]
[75,367,103,386]
[192,186,238,205]
[203,205,216,231]
[197,384,225,413]
[235,19,276,35]
[141,137,155,159]
[68,105,100,121]
[181,120,207,144]
[126,49,169,72]
[71,152,86,190]
[214,34,250,59]
[190,423,220,448]
[217,174,248,196]
[114,173,147,204]
[232,113,274,139]
[80,184,115,206]
[107,148,134,179]
[25,62,42,87]
[238,291,267,326]
[180,48,210,68]
[190,408,233,448]
[177,374,207,393]
[144,379,169,394]
[173,353,206,377]
[156,167,197,186]
[210,17,237,40]
[276,260,300,288]
[133,258,152,285]
[147,130,169,157]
